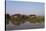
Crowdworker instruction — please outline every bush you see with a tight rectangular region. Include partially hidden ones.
[27,16,44,23]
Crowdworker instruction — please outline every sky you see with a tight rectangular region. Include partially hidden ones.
[6,1,44,16]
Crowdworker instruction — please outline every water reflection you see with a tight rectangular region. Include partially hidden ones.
[6,21,44,30]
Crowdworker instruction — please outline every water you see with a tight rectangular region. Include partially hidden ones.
[6,21,44,30]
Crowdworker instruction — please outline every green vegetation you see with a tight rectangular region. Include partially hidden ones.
[6,14,44,25]
[27,16,44,23]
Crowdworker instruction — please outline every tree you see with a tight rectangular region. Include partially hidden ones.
[6,14,10,25]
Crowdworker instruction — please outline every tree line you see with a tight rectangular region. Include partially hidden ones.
[6,14,44,25]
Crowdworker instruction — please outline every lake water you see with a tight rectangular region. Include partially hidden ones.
[6,21,44,30]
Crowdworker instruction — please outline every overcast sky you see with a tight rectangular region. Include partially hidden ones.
[6,1,44,16]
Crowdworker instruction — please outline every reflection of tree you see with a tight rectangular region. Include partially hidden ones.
[6,14,10,25]
[21,15,28,23]
[10,14,28,25]
[10,14,22,25]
